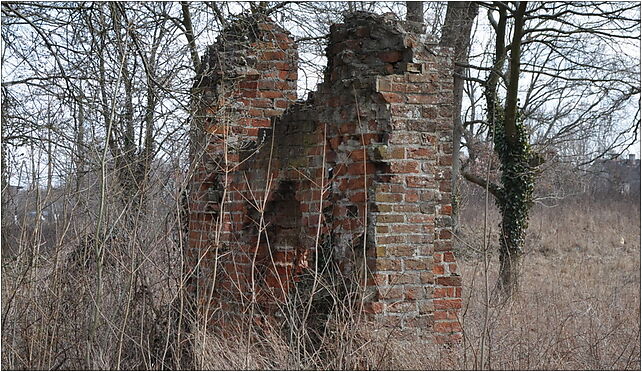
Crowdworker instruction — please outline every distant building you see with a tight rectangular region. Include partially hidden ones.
[590,154,641,196]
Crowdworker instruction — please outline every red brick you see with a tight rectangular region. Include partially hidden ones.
[376,259,401,271]
[347,162,375,175]
[239,89,258,98]
[390,224,421,234]
[433,288,451,298]
[386,245,415,256]
[406,94,437,104]
[407,148,434,159]
[349,191,366,203]
[390,161,420,173]
[253,99,274,108]
[440,205,452,215]
[435,276,462,287]
[372,273,387,286]
[380,286,404,300]
[379,51,402,63]
[349,149,367,161]
[275,99,290,108]
[434,241,453,251]
[261,51,286,60]
[239,81,258,89]
[247,108,265,116]
[405,258,430,270]
[260,91,284,99]
[364,302,385,314]
[251,118,271,127]
[189,15,459,334]
[434,310,458,321]
[407,176,434,188]
[380,92,405,103]
[443,251,455,262]
[388,301,416,313]
[434,298,462,310]
[408,215,434,223]
[404,286,424,300]
[438,156,453,166]
[257,80,276,90]
[375,192,403,203]
[273,61,294,71]
[388,273,419,285]
[405,190,419,202]
[420,272,434,284]
[433,321,462,333]
[377,214,404,223]
[377,235,405,244]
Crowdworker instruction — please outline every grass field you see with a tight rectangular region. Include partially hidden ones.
[455,196,641,370]
[2,192,640,369]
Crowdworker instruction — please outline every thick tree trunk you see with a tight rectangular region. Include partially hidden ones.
[439,2,479,233]
[405,1,424,23]
[497,241,523,298]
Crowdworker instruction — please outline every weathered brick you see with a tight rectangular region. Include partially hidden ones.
[377,214,405,223]
[379,50,403,63]
[390,160,420,173]
[380,92,405,103]
[375,192,403,203]
[407,176,435,188]
[189,12,457,342]
[434,298,462,310]
[433,310,458,321]
[420,272,434,284]
[387,301,417,313]
[376,259,402,271]
[433,321,462,333]
[407,147,435,159]
[435,276,462,287]
[434,240,453,252]
[405,258,431,271]
[388,273,419,285]
[379,286,404,300]
[386,245,416,257]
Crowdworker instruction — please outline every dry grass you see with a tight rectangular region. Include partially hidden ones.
[2,187,640,369]
[457,195,641,370]
[184,194,641,370]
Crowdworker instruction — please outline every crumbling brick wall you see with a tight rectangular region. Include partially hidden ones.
[188,12,461,344]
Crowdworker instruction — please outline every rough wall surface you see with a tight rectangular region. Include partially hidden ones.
[188,12,461,343]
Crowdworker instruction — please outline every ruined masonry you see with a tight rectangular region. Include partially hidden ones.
[188,12,461,343]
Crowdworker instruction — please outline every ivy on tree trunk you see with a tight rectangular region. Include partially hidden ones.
[491,102,535,298]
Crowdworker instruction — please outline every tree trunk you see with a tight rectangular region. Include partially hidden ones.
[406,1,423,23]
[493,2,531,298]
[439,2,479,233]
[405,2,425,33]
[498,241,522,298]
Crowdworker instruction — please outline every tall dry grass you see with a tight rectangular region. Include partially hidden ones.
[458,195,641,370]
[2,175,640,370]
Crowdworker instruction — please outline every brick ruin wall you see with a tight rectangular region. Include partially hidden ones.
[188,12,461,343]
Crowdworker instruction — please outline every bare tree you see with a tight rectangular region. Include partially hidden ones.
[458,1,640,297]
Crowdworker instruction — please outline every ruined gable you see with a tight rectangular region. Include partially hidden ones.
[188,12,461,344]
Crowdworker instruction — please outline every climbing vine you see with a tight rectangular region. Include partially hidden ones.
[491,100,535,259]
